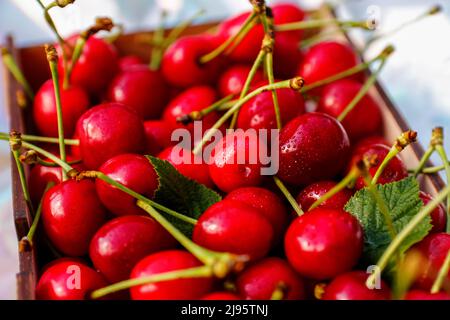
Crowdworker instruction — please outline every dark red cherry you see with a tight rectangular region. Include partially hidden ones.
[318,80,382,141]
[107,65,169,119]
[75,103,147,169]
[225,187,288,244]
[419,192,447,233]
[193,199,273,261]
[144,120,173,155]
[96,153,158,216]
[42,179,107,256]
[89,215,176,282]
[158,146,214,188]
[278,112,350,186]
[322,271,391,300]
[273,32,304,79]
[297,41,360,94]
[236,257,305,300]
[352,135,389,154]
[202,292,241,300]
[118,55,144,72]
[272,3,306,41]
[404,290,450,300]
[58,35,119,95]
[33,79,89,137]
[218,64,264,97]
[348,143,408,190]
[36,259,107,300]
[297,180,353,211]
[130,250,213,300]
[237,80,305,131]
[161,34,223,88]
[208,130,268,192]
[284,208,363,280]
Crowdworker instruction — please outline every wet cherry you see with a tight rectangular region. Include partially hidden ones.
[297,180,353,211]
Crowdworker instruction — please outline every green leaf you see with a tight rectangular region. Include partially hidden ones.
[146,156,221,237]
[345,176,432,265]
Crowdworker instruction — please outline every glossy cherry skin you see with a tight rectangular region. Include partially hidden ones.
[352,135,389,154]
[96,154,159,216]
[202,292,241,300]
[284,208,363,280]
[89,215,176,283]
[297,41,360,95]
[404,290,450,300]
[218,64,264,97]
[130,250,213,300]
[42,179,107,256]
[419,192,447,233]
[225,187,288,244]
[58,35,119,95]
[278,112,350,186]
[75,103,147,169]
[297,181,353,211]
[413,233,450,290]
[193,200,273,261]
[208,130,268,193]
[33,79,90,138]
[236,257,305,300]
[36,259,107,300]
[161,34,223,88]
[158,146,214,188]
[322,271,391,300]
[318,80,382,141]
[118,55,144,72]
[237,80,305,131]
[272,3,306,41]
[144,120,173,155]
[348,143,408,190]
[108,65,169,120]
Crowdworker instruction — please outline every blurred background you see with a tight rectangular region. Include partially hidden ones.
[0,0,449,299]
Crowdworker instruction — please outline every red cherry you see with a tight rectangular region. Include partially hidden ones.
[404,290,450,300]
[107,65,169,120]
[322,271,391,300]
[272,33,304,79]
[208,130,268,192]
[161,34,223,88]
[297,41,360,94]
[352,135,389,154]
[193,199,273,261]
[33,79,90,137]
[202,292,241,300]
[96,154,158,216]
[144,120,173,155]
[419,192,447,233]
[36,259,107,300]
[297,180,353,211]
[42,179,107,256]
[58,35,118,95]
[130,250,213,300]
[272,3,306,41]
[237,80,305,131]
[118,55,144,72]
[225,187,288,243]
[236,257,305,300]
[218,64,264,97]
[278,112,350,186]
[89,215,176,283]
[348,143,408,190]
[158,146,214,188]
[75,103,147,169]
[284,208,363,280]
[318,80,382,141]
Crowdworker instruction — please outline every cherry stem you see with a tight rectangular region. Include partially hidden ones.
[199,11,257,64]
[103,24,124,44]
[0,132,79,146]
[264,38,282,130]
[413,144,435,177]
[193,77,304,155]
[270,282,287,300]
[300,25,371,49]
[91,265,213,300]
[276,19,371,32]
[45,45,67,180]
[371,130,417,185]
[430,249,450,294]
[19,150,81,167]
[273,176,303,216]
[177,94,233,124]
[1,48,34,101]
[366,183,450,288]
[149,10,167,71]
[411,162,450,175]
[162,9,205,49]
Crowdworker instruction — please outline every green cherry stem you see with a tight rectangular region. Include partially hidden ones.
[1,48,34,101]
[149,10,167,71]
[276,19,371,32]
[264,36,282,130]
[411,162,450,175]
[270,282,287,300]
[162,9,205,49]
[413,144,435,177]
[177,94,234,124]
[430,249,450,294]
[91,265,213,300]
[19,150,81,167]
[273,176,303,216]
[4,133,78,146]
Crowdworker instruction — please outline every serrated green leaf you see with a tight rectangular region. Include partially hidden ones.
[147,156,221,237]
[345,176,432,265]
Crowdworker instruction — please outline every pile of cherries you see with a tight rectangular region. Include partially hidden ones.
[19,2,450,300]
